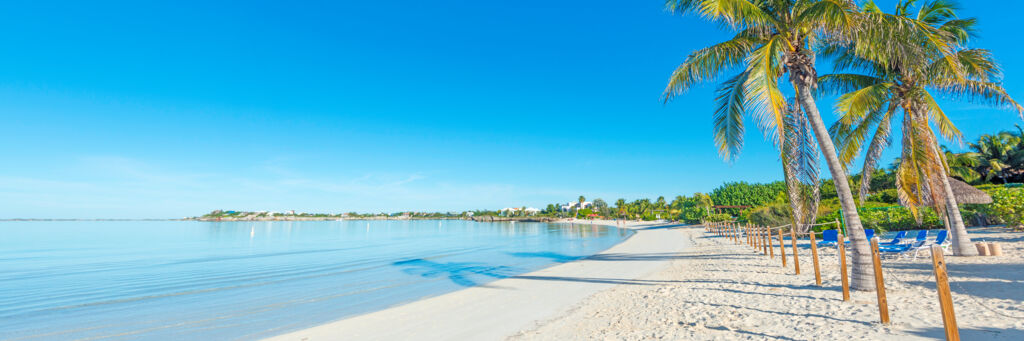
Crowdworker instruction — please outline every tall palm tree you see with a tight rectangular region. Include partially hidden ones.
[662,0,878,290]
[826,0,1021,256]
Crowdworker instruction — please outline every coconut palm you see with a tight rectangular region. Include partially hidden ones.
[825,0,1021,256]
[970,131,1024,183]
[943,146,981,184]
[662,0,878,290]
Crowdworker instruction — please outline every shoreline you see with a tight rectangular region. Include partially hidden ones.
[265,220,691,341]
[513,226,1024,340]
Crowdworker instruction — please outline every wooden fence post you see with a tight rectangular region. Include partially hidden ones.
[762,226,769,256]
[809,227,822,286]
[768,227,775,258]
[778,228,787,267]
[791,226,800,275]
[746,224,751,246]
[754,224,760,250]
[838,233,850,301]
[871,238,890,324]
[932,244,959,341]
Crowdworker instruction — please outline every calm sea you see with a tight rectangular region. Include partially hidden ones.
[0,220,630,340]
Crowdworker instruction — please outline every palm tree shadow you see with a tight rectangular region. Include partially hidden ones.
[393,259,520,287]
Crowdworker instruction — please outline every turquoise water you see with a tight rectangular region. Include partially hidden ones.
[0,220,630,340]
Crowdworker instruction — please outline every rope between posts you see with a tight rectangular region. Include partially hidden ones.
[947,272,1024,319]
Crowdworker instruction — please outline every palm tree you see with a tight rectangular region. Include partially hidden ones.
[614,198,629,219]
[826,0,1021,256]
[943,146,981,184]
[663,0,877,290]
[970,132,1024,183]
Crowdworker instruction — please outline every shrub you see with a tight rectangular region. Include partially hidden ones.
[867,189,899,204]
[704,213,733,223]
[989,187,1024,230]
[747,203,793,227]
[816,203,942,232]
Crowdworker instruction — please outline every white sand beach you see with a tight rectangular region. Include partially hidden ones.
[513,226,1024,340]
[266,220,689,341]
[268,223,1024,340]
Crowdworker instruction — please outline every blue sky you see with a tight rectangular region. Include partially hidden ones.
[1,0,1022,218]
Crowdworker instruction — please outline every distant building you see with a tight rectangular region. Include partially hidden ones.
[560,202,592,212]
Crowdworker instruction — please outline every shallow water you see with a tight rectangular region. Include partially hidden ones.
[0,220,630,340]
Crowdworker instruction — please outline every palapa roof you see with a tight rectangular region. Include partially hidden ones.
[920,177,993,205]
[947,177,993,204]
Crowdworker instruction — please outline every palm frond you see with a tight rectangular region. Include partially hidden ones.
[663,34,758,101]
[712,71,751,160]
[664,0,778,28]
[817,73,885,97]
[745,35,788,148]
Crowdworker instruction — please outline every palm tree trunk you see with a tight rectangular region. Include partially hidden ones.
[936,157,978,256]
[794,81,875,291]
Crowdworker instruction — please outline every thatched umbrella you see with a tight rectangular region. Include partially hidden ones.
[946,177,993,204]
[919,177,993,205]
[933,176,995,202]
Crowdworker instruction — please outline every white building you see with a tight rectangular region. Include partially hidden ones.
[560,201,592,212]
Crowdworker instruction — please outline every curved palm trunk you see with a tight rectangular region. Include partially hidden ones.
[936,151,978,256]
[794,80,875,291]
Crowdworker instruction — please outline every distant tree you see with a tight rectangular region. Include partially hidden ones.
[545,204,558,214]
[593,198,608,216]
[578,195,586,204]
[615,198,627,218]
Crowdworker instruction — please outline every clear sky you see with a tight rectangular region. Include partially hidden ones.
[1,0,1022,218]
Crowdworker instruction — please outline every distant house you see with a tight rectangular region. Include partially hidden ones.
[560,202,592,212]
[523,207,541,214]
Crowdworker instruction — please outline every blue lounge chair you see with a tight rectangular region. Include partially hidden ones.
[844,229,875,243]
[881,240,927,258]
[879,231,907,246]
[912,230,949,260]
[912,230,928,243]
[818,229,839,247]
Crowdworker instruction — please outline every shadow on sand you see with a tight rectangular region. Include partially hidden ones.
[393,259,519,287]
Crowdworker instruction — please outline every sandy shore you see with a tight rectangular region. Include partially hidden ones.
[513,226,1024,340]
[266,220,689,341]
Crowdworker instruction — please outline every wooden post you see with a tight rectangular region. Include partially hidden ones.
[754,224,760,250]
[768,227,775,258]
[746,224,751,246]
[778,228,787,267]
[838,233,850,301]
[871,238,890,324]
[932,245,959,341]
[810,228,822,286]
[791,226,800,275]
[762,226,768,255]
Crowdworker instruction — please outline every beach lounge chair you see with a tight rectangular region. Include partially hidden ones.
[912,231,949,260]
[880,240,926,259]
[879,231,907,246]
[843,229,875,244]
[818,229,839,247]
[912,230,928,243]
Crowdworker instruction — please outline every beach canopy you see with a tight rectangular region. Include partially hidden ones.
[921,177,993,205]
